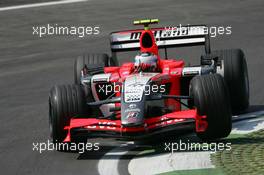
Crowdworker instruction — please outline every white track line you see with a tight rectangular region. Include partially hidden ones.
[98,142,135,175]
[128,110,264,175]
[129,151,214,175]
[98,110,264,175]
[0,0,88,11]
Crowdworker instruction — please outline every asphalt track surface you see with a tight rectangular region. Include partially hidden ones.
[0,0,264,175]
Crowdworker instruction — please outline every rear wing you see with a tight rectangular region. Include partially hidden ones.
[110,25,211,54]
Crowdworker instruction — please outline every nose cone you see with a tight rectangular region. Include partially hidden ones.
[121,73,158,127]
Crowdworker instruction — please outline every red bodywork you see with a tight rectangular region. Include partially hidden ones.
[63,28,208,142]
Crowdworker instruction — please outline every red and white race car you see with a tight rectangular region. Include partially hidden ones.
[49,19,249,145]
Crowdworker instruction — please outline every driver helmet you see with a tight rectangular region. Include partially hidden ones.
[134,52,158,72]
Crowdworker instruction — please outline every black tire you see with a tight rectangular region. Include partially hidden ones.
[190,74,232,140]
[74,53,117,84]
[201,49,249,113]
[49,84,87,145]
[212,49,249,113]
[221,49,249,112]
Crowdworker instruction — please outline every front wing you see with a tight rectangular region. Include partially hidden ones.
[63,109,207,142]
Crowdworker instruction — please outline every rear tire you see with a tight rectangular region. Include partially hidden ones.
[217,49,249,113]
[74,53,117,84]
[202,49,249,113]
[49,84,87,145]
[190,74,232,140]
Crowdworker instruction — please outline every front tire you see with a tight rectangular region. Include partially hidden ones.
[49,84,87,144]
[190,74,232,140]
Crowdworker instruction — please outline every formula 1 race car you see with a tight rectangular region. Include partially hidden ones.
[49,19,249,145]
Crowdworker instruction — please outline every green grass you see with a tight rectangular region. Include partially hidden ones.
[211,129,264,175]
[159,168,223,175]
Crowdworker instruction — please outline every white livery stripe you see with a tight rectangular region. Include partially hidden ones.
[157,37,205,46]
[111,43,140,49]
[111,38,205,49]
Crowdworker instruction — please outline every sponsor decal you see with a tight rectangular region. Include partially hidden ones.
[183,71,199,75]
[129,103,137,109]
[127,82,145,87]
[126,97,141,102]
[93,78,108,83]
[155,118,184,127]
[182,67,201,76]
[125,107,140,113]
[86,122,116,130]
[130,27,189,40]
[126,111,139,123]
